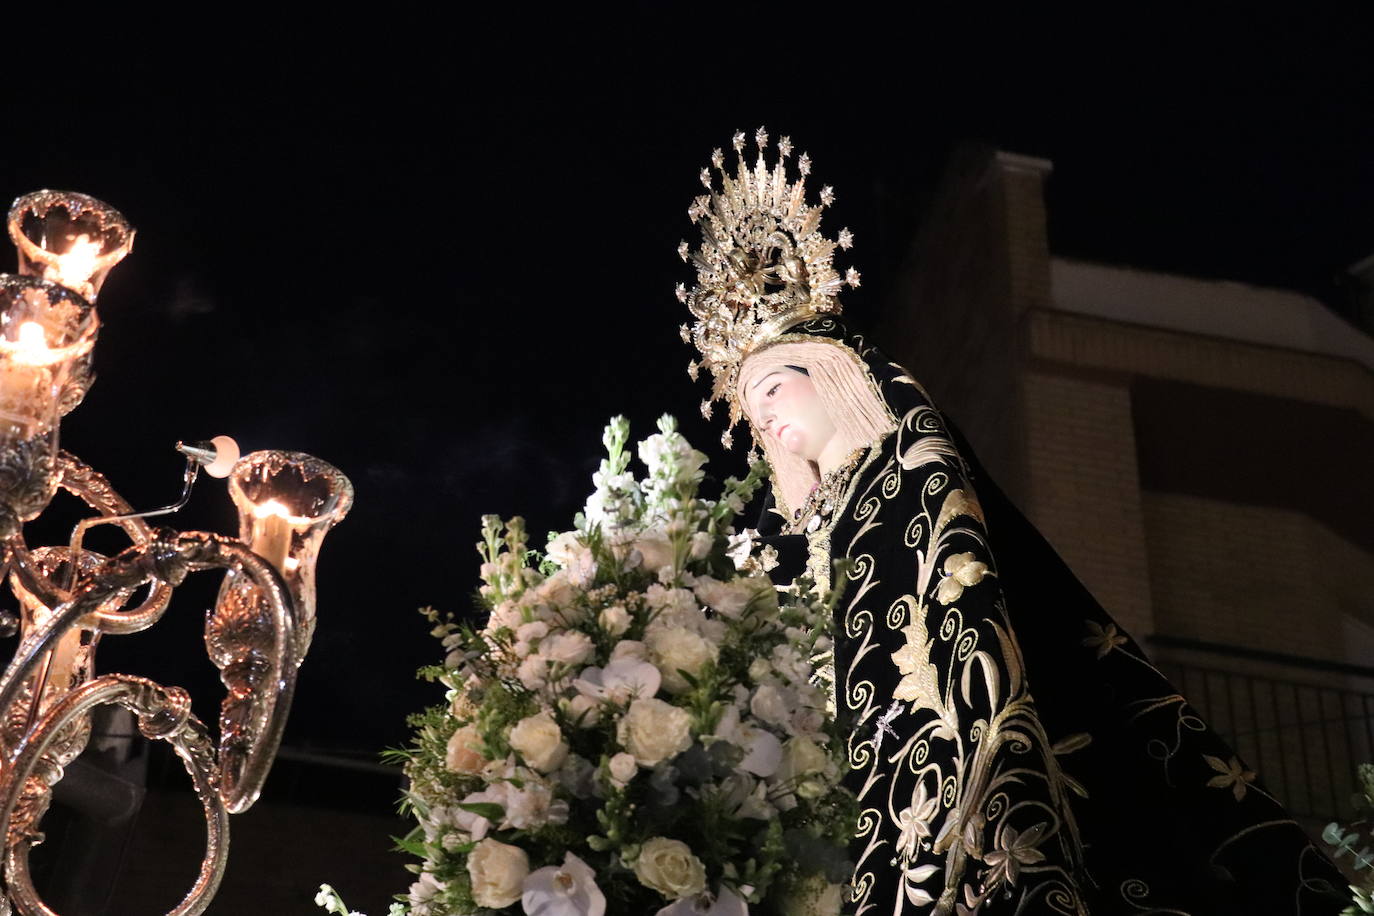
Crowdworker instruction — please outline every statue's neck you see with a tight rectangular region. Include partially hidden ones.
[816,437,852,478]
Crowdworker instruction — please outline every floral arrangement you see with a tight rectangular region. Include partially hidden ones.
[320,416,855,916]
[1323,762,1374,914]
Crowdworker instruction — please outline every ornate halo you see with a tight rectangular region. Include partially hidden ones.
[677,127,859,448]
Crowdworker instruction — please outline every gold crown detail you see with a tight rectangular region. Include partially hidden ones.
[677,127,859,448]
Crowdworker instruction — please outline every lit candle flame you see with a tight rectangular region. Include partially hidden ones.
[15,322,45,351]
[253,498,291,520]
[50,234,101,293]
[250,498,306,576]
[251,498,311,524]
[5,320,57,366]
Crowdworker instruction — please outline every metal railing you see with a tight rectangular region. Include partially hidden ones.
[1148,634,1374,823]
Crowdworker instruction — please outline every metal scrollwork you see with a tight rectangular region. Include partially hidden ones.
[0,189,351,914]
[0,675,229,916]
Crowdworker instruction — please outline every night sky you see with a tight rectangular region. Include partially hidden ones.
[3,14,1371,761]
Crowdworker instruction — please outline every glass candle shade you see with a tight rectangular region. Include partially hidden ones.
[220,451,353,662]
[5,548,133,764]
[0,277,97,523]
[7,191,133,304]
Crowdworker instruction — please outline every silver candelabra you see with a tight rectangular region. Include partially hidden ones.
[0,190,352,914]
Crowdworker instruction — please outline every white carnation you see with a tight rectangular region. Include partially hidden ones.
[541,630,596,667]
[750,684,792,728]
[467,838,528,908]
[517,654,548,691]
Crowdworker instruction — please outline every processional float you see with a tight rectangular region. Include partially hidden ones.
[0,190,352,914]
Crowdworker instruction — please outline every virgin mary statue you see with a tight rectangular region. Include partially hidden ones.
[676,129,1349,915]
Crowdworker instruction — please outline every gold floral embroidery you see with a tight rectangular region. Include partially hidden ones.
[895,782,941,862]
[982,822,1049,886]
[1204,754,1257,802]
[935,551,991,606]
[890,610,957,743]
[1082,619,1128,659]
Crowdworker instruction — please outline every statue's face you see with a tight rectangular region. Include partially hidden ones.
[742,365,836,462]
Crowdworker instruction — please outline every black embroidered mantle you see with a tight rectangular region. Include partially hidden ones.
[752,319,1348,915]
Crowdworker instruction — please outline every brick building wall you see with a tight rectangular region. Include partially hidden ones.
[1020,370,1154,638]
[879,143,1374,825]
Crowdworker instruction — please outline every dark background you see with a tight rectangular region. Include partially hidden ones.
[2,9,1372,910]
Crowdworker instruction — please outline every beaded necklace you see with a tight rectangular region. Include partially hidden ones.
[787,446,868,534]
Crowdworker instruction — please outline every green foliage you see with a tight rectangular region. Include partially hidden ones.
[1324,762,1374,914]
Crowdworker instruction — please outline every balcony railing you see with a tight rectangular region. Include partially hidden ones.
[1148,634,1374,824]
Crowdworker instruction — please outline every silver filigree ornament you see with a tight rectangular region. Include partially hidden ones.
[676,128,861,442]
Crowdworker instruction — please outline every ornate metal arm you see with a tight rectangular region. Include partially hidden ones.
[0,675,228,916]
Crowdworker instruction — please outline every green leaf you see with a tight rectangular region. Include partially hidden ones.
[455,801,505,821]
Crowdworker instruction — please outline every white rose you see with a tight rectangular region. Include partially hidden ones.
[633,836,707,900]
[600,604,632,637]
[750,684,791,728]
[508,711,569,773]
[560,693,602,727]
[542,630,596,667]
[646,627,718,694]
[617,697,693,766]
[748,657,773,682]
[467,838,529,908]
[445,724,486,775]
[608,751,638,787]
